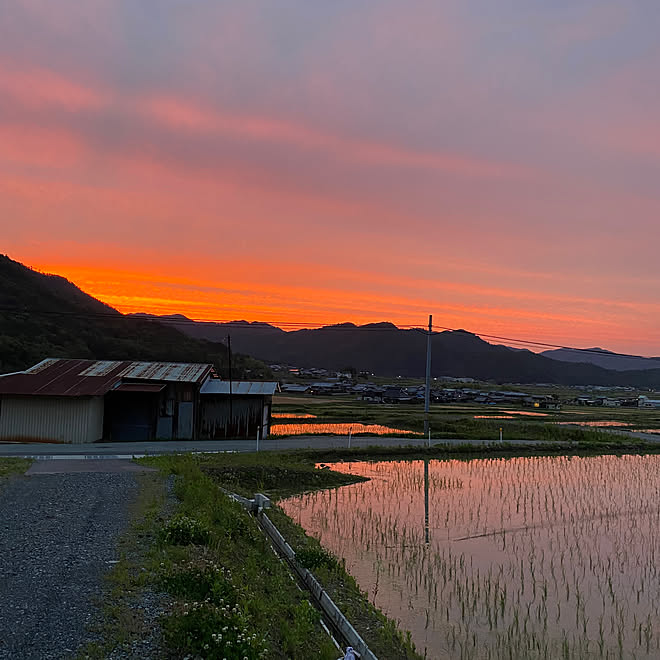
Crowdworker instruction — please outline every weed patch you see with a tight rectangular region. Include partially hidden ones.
[142,454,341,659]
[0,458,31,482]
[161,514,211,546]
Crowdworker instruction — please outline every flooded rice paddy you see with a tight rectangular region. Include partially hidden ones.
[269,422,421,436]
[555,420,631,428]
[270,412,318,419]
[281,456,660,659]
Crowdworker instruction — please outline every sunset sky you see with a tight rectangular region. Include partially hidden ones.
[2,1,659,355]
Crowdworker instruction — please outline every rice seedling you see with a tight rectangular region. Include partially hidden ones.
[281,455,660,658]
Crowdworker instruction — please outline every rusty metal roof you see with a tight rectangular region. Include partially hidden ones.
[113,383,167,393]
[0,359,131,396]
[119,361,212,383]
[0,358,213,397]
[200,381,279,396]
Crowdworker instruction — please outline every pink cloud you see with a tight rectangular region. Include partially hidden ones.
[0,62,107,111]
[140,94,528,179]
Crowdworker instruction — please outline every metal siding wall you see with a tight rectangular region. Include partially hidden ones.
[87,397,105,444]
[200,396,263,439]
[0,396,103,444]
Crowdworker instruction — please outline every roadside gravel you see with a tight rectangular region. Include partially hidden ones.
[0,472,138,660]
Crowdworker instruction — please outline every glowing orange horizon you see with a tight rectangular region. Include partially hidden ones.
[23,258,659,357]
[2,8,660,361]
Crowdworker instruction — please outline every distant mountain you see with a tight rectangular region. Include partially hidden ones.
[6,253,656,388]
[0,255,268,377]
[135,313,660,387]
[541,347,660,372]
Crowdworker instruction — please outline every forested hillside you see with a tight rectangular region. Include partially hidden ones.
[135,314,660,388]
[0,255,268,377]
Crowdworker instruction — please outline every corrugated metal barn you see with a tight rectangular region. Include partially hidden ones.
[199,381,279,440]
[0,358,213,443]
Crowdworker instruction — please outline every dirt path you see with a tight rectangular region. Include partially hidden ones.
[0,461,155,660]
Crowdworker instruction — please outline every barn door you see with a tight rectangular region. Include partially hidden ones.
[177,402,194,439]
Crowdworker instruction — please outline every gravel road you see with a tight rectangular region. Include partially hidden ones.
[0,470,140,659]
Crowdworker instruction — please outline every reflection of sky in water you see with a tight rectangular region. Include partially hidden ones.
[507,410,549,417]
[555,420,630,427]
[281,456,660,659]
[271,413,317,419]
[270,423,420,436]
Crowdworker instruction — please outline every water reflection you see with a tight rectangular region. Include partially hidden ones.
[555,420,630,427]
[271,413,318,419]
[281,456,660,659]
[270,422,420,436]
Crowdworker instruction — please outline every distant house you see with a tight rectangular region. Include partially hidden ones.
[280,384,311,394]
[0,358,276,443]
[382,387,413,403]
[639,396,660,409]
[359,388,384,402]
[525,394,562,410]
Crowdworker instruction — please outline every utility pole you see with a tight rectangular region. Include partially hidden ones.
[227,334,233,438]
[424,458,430,545]
[424,314,432,437]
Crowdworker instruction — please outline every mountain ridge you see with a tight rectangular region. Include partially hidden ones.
[540,347,660,372]
[0,255,267,377]
[4,253,659,387]
[131,312,660,387]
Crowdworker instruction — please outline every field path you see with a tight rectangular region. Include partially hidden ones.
[0,460,155,660]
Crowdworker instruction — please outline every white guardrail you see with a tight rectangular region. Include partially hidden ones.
[224,490,377,660]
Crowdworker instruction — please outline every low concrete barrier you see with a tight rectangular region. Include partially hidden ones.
[227,490,377,660]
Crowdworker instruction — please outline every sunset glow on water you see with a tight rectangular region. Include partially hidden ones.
[282,456,660,658]
[270,413,318,419]
[269,423,420,436]
[555,420,630,428]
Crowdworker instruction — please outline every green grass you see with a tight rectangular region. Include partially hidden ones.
[141,452,423,660]
[0,458,31,482]
[195,450,368,498]
[140,454,348,659]
[271,397,660,443]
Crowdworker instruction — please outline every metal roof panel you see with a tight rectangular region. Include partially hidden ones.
[200,381,279,396]
[0,358,212,396]
[119,361,212,383]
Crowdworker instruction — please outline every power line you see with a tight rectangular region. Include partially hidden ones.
[1,303,656,361]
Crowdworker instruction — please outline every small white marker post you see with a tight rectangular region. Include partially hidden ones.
[428,429,431,448]
[348,428,352,449]
[499,427,503,442]
[256,426,260,452]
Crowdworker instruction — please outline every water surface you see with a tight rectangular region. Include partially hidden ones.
[281,456,660,659]
[270,422,420,436]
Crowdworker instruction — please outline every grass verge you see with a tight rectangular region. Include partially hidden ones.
[0,457,31,483]
[77,470,169,658]
[141,452,423,660]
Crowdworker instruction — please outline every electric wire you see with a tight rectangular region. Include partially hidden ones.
[0,304,656,361]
